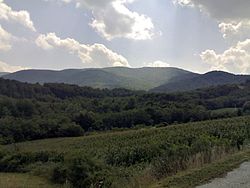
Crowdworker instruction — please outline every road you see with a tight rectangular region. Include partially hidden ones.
[197,162,250,188]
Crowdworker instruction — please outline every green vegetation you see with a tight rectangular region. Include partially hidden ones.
[152,71,250,93]
[4,68,250,92]
[0,173,65,188]
[210,108,239,119]
[153,149,250,188]
[3,67,196,90]
[1,116,250,187]
[0,78,250,187]
[0,78,250,144]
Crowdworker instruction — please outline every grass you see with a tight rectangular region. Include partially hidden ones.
[1,116,250,187]
[211,108,237,113]
[1,150,249,188]
[3,116,249,154]
[0,173,66,188]
[152,148,250,188]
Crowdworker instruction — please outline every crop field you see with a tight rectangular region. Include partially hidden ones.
[1,116,250,187]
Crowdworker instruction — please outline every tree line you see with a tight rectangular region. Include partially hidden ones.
[0,78,250,143]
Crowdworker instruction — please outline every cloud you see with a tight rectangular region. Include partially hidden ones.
[173,0,192,7]
[36,32,130,68]
[0,0,36,31]
[0,1,130,69]
[146,60,170,67]
[219,21,250,39]
[174,0,250,74]
[174,0,250,20]
[58,0,155,40]
[0,25,12,51]
[200,39,250,73]
[174,0,250,39]
[0,60,27,72]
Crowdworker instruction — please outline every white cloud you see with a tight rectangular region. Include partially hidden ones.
[200,39,250,73]
[174,0,250,20]
[174,0,250,39]
[174,0,250,74]
[0,0,36,31]
[0,25,12,51]
[58,0,155,40]
[146,60,170,67]
[173,0,192,7]
[36,32,130,68]
[0,60,27,72]
[219,21,250,39]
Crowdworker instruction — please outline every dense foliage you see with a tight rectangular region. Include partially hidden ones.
[1,116,250,187]
[0,78,250,143]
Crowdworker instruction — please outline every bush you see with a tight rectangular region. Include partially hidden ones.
[66,154,101,188]
[0,151,64,172]
[51,164,67,184]
[243,101,250,113]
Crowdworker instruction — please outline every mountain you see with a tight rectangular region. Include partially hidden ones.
[151,71,250,93]
[0,72,9,77]
[5,67,249,92]
[3,67,196,90]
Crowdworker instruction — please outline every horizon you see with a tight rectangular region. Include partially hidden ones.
[2,66,250,76]
[0,1,250,74]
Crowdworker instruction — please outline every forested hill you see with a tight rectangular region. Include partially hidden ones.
[0,78,137,99]
[0,78,250,144]
[4,68,250,92]
[3,67,196,90]
[1,77,250,101]
[151,71,250,93]
[0,72,8,77]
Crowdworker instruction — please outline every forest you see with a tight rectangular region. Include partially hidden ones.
[0,78,250,144]
[0,78,250,187]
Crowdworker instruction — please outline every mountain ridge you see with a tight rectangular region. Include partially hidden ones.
[3,67,197,90]
[151,70,250,93]
[0,72,9,77]
[3,67,250,92]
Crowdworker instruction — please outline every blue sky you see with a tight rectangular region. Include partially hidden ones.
[0,0,249,73]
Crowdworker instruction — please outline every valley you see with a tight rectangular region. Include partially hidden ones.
[0,72,249,187]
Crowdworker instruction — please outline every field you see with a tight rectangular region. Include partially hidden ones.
[1,149,250,188]
[0,116,249,187]
[153,149,250,188]
[0,173,64,188]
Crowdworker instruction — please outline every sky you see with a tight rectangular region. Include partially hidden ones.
[0,0,250,74]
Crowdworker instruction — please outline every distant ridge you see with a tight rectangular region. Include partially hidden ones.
[4,67,250,92]
[151,71,250,93]
[0,72,9,77]
[3,67,196,90]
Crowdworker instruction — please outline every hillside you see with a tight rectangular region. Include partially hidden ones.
[103,67,198,89]
[5,68,250,92]
[3,67,197,90]
[151,71,250,93]
[0,77,250,144]
[1,116,250,187]
[0,78,250,187]
[0,72,8,77]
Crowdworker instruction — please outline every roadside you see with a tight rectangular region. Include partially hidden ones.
[197,162,250,188]
[151,149,250,188]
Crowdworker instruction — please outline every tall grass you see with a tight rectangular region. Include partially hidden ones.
[1,116,250,187]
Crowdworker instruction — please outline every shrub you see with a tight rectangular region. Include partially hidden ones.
[51,164,67,184]
[66,154,101,188]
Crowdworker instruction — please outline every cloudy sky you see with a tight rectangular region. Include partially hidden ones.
[0,0,250,74]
